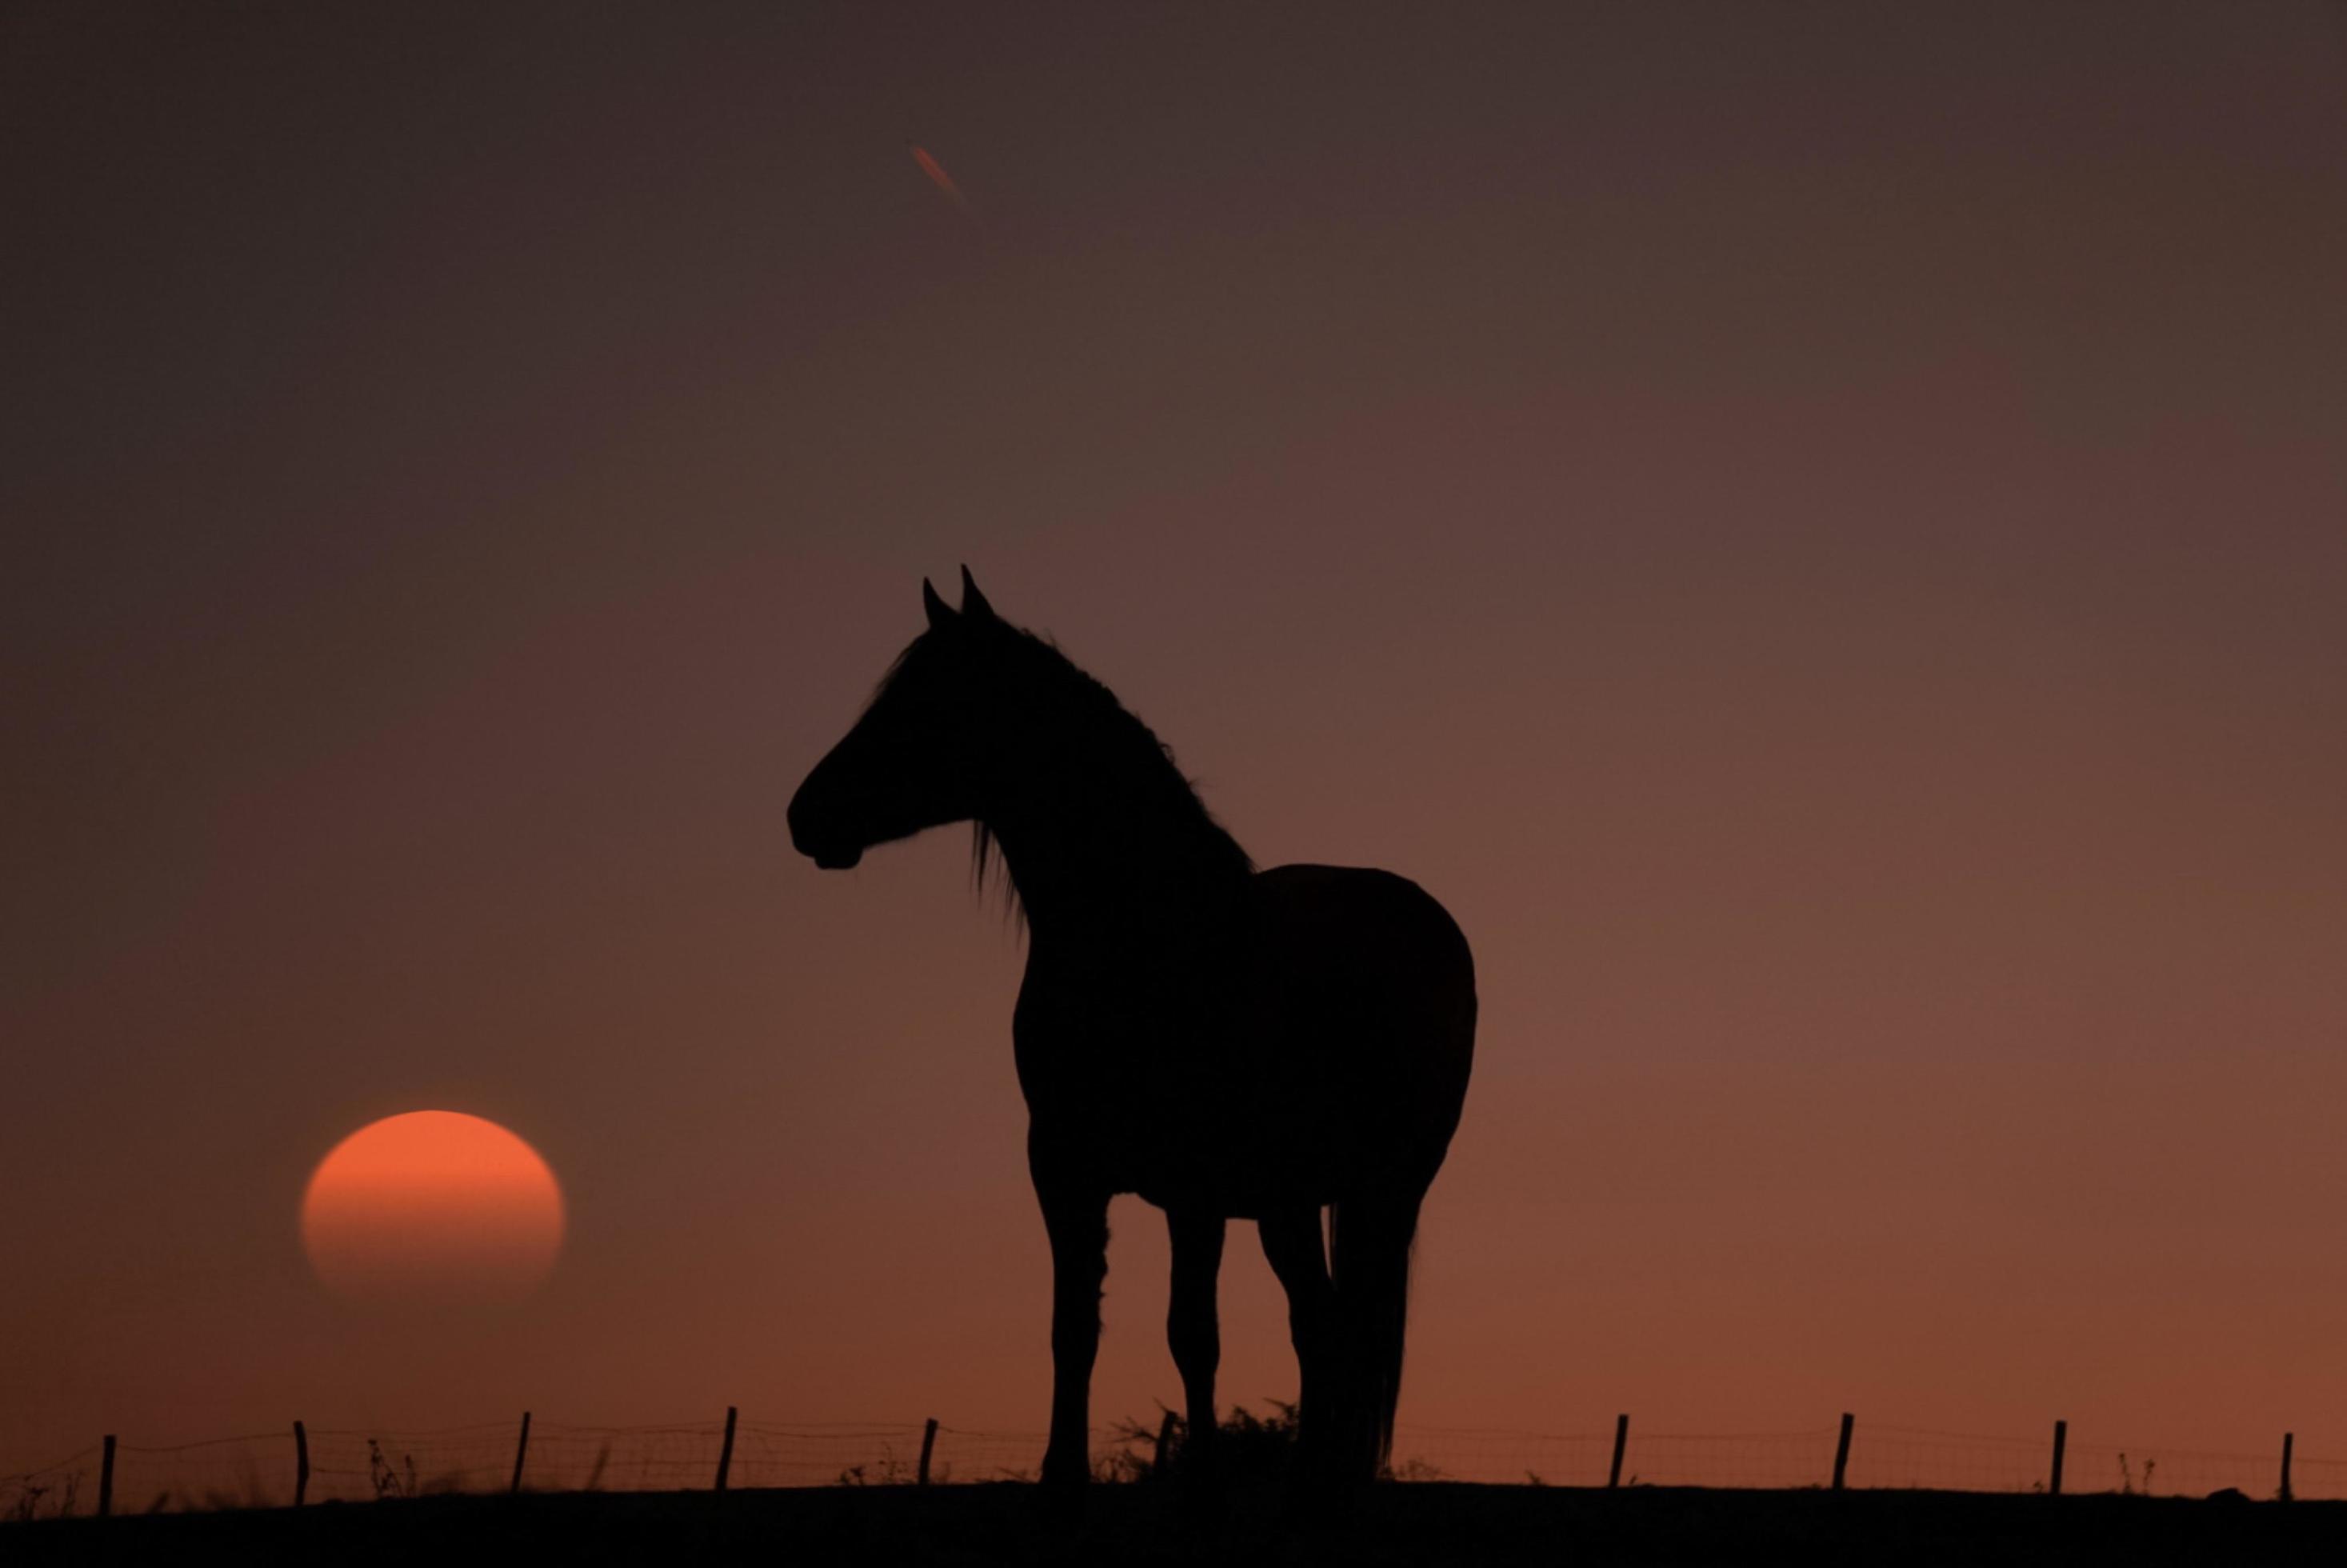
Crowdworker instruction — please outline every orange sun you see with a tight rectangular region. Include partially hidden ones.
[301,1110,565,1305]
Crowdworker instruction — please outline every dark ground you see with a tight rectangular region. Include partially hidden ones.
[9,1483,2341,1566]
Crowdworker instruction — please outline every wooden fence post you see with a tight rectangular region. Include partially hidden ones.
[294,1420,310,1506]
[2049,1419,2065,1496]
[918,1418,938,1486]
[2281,1432,2293,1502]
[1608,1414,1629,1488]
[1831,1413,1853,1491]
[98,1434,115,1518]
[510,1411,532,1495]
[714,1406,738,1492]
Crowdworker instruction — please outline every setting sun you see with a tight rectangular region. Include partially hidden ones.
[301,1111,565,1306]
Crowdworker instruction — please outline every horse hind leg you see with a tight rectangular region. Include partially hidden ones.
[1257,1204,1337,1496]
[1165,1208,1225,1476]
[1329,1187,1425,1486]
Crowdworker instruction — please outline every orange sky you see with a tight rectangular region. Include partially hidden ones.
[4,4,2345,1483]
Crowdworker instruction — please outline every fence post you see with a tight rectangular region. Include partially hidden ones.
[2049,1419,2065,1496]
[1608,1414,1629,1488]
[1831,1413,1853,1491]
[294,1420,310,1506]
[918,1418,938,1486]
[510,1411,532,1495]
[714,1406,738,1492]
[98,1434,115,1518]
[2281,1432,2293,1502]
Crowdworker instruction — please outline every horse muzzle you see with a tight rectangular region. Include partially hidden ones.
[788,792,865,870]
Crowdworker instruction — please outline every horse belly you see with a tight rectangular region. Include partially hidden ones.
[1018,865,1474,1218]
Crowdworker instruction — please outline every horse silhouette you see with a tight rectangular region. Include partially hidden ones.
[788,570,1476,1494]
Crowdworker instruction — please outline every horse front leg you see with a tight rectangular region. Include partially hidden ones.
[1031,1150,1110,1491]
[1165,1207,1225,1472]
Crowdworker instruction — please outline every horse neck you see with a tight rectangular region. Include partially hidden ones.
[982,769,1243,948]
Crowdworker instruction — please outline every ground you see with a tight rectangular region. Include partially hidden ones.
[9,1482,2342,1565]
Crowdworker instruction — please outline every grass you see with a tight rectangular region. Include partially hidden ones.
[6,1481,2344,1566]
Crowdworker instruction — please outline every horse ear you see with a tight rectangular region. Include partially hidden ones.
[959,565,996,622]
[923,577,956,630]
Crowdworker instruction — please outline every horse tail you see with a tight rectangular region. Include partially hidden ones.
[1329,1190,1422,1480]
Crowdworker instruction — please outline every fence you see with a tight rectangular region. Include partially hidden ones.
[1390,1420,2344,1499]
[4,1410,2337,1520]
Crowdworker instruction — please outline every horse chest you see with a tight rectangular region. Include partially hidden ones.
[1011,958,1327,1208]
[1013,962,1245,1122]
[1012,1002,1220,1115]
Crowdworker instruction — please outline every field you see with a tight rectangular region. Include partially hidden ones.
[8,1481,2344,1566]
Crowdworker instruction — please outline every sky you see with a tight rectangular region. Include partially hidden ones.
[5,2,2345,1484]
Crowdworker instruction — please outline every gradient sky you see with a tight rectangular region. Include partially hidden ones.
[6,3,2345,1478]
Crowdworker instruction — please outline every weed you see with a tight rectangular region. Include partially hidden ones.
[366,1439,417,1502]
[835,1448,910,1486]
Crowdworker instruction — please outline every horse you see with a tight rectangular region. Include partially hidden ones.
[787,569,1476,1493]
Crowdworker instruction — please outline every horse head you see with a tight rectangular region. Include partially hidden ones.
[788,567,1003,870]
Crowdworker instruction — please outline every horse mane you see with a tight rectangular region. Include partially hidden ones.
[960,624,1254,922]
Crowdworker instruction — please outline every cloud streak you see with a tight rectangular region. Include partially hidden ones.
[909,143,972,214]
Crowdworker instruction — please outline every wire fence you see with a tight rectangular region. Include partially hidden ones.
[2,1411,2334,1520]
